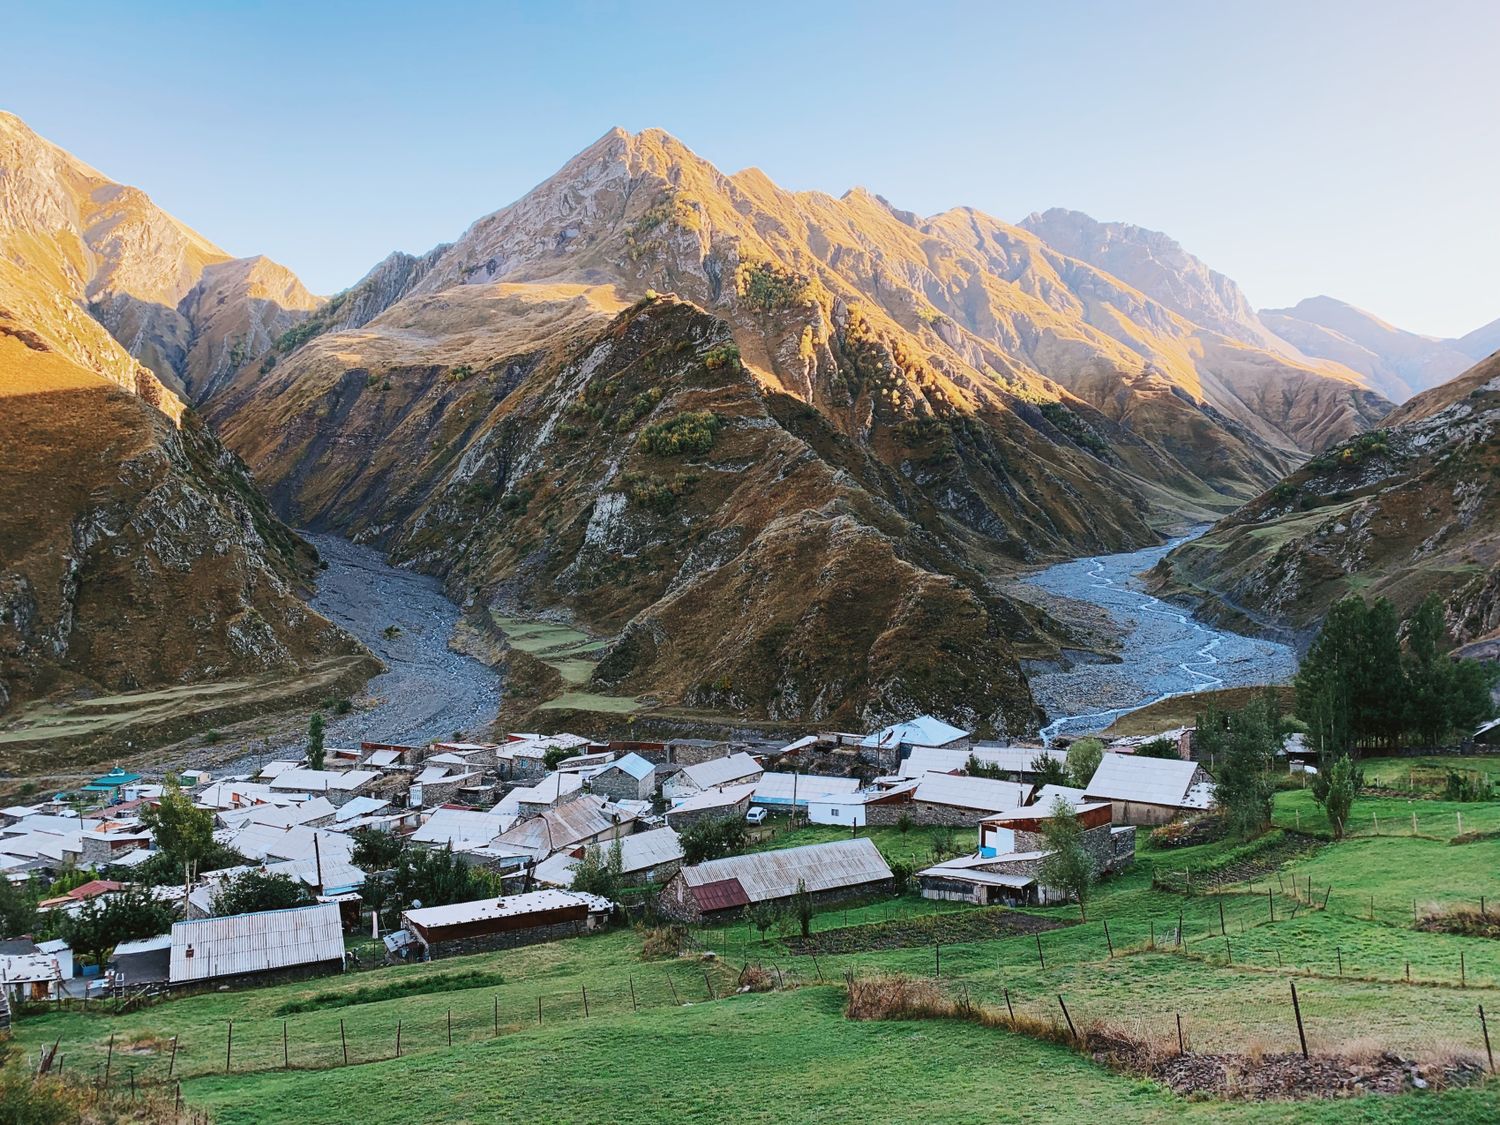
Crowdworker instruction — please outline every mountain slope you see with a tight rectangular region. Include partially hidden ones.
[1259,296,1478,402]
[0,307,372,716]
[1150,352,1500,649]
[0,111,318,401]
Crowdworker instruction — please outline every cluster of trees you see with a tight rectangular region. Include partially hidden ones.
[1295,594,1495,755]
[1026,739,1103,791]
[1197,689,1284,839]
[362,842,501,929]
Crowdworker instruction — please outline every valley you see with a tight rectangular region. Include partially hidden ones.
[1019,535,1298,740]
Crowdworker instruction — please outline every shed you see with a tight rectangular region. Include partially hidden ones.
[402,890,612,958]
[169,902,345,985]
[660,837,892,922]
[1084,753,1215,826]
[109,934,171,985]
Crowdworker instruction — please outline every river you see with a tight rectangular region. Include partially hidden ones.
[305,534,503,747]
[1021,534,1296,742]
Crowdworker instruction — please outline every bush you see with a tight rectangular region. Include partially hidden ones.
[1134,737,1181,760]
[703,344,741,370]
[213,869,312,916]
[639,411,722,456]
[1444,769,1495,802]
[639,924,688,959]
[679,816,746,865]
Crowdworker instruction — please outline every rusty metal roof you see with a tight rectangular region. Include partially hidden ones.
[691,878,750,912]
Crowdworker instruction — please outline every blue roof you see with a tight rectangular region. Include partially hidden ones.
[86,769,142,789]
[608,753,655,781]
[859,716,968,750]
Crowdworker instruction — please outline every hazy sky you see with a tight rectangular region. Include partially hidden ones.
[8,1,1497,336]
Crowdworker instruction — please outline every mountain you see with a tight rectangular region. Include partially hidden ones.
[1150,351,1500,652]
[1018,208,1297,356]
[0,114,373,721]
[1259,296,1482,403]
[211,128,1399,732]
[0,111,319,402]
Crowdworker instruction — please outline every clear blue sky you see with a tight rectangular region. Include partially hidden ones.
[7,0,1497,336]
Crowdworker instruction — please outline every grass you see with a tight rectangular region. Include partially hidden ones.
[1101,685,1294,737]
[492,614,642,712]
[13,791,1500,1121]
[1360,755,1500,795]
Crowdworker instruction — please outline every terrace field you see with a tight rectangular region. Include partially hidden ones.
[9,777,1500,1122]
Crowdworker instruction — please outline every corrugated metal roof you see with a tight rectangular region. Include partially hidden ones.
[494,798,635,860]
[909,773,1032,813]
[681,838,891,903]
[169,903,344,983]
[334,797,390,822]
[0,952,62,982]
[412,808,508,847]
[402,889,603,930]
[602,752,655,781]
[669,783,757,815]
[753,773,860,803]
[269,769,378,793]
[365,750,402,768]
[679,753,763,790]
[1085,753,1211,808]
[860,715,968,749]
[898,746,1065,778]
[691,878,750,912]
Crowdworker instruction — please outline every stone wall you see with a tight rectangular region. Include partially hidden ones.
[591,768,654,804]
[865,800,989,828]
[665,800,750,831]
[414,916,603,960]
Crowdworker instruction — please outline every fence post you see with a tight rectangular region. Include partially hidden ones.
[1268,887,1275,923]
[1176,1012,1185,1055]
[811,954,824,982]
[225,1020,232,1075]
[1224,937,1231,965]
[666,974,679,1005]
[494,995,499,1035]
[167,1035,178,1079]
[341,1018,349,1065]
[283,1020,288,1069]
[1103,919,1114,957]
[1004,988,1015,1023]
[703,969,715,1000]
[537,995,543,1024]
[1481,1005,1496,1074]
[396,1019,402,1058]
[1035,934,1045,969]
[1461,952,1466,989]
[103,1033,114,1089]
[581,987,589,1018]
[1057,995,1078,1043]
[1336,948,1342,977]
[629,975,638,1011]
[1290,981,1308,1059]
[935,942,941,978]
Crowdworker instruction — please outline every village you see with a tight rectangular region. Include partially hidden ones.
[0,715,1230,1004]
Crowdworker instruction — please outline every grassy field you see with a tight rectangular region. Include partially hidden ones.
[1101,685,1295,737]
[492,614,644,714]
[11,789,1500,1121]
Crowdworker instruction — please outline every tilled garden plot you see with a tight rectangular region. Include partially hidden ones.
[786,907,1071,954]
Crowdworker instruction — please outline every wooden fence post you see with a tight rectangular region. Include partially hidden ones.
[629,975,638,1011]
[1481,1005,1495,1074]
[494,995,499,1035]
[1057,995,1078,1043]
[581,987,589,1018]
[703,969,715,1000]
[1004,988,1015,1023]
[224,1020,232,1075]
[396,1019,402,1058]
[283,1020,288,1069]
[447,1008,453,1045]
[537,995,543,1024]
[1218,899,1225,937]
[1290,981,1308,1059]
[1176,1012,1184,1055]
[1035,934,1045,969]
[1103,919,1114,958]
[666,974,679,1004]
[340,1018,349,1065]
[167,1035,178,1079]
[103,1033,114,1089]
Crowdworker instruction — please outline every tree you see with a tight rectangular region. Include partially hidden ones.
[0,876,38,939]
[1313,754,1359,839]
[541,745,571,771]
[307,712,326,772]
[895,812,913,835]
[1207,692,1280,838]
[139,779,217,876]
[748,901,780,943]
[1030,752,1069,788]
[349,827,405,872]
[965,754,1005,780]
[792,878,814,938]
[571,839,624,899]
[679,816,745,865]
[1134,737,1181,760]
[212,870,311,916]
[386,845,499,924]
[1064,738,1104,789]
[1037,797,1095,920]
[60,888,175,968]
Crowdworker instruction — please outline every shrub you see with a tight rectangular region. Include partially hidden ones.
[735,261,810,313]
[639,411,722,456]
[639,924,688,959]
[703,343,741,370]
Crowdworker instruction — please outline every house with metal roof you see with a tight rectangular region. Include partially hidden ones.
[664,783,757,830]
[751,773,861,807]
[864,772,1033,826]
[1084,753,1216,825]
[411,807,511,848]
[267,769,379,807]
[491,797,637,864]
[898,745,1067,780]
[0,950,64,1000]
[531,827,685,889]
[662,752,763,802]
[860,716,970,754]
[589,753,657,803]
[168,902,345,985]
[401,889,612,958]
[659,838,893,923]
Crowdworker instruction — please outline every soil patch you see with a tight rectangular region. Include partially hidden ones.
[1132,1046,1485,1099]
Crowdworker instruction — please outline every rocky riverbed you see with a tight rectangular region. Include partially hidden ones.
[1022,534,1297,741]
[304,534,502,748]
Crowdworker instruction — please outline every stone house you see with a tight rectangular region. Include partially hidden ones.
[663,783,756,830]
[589,753,657,803]
[1084,753,1216,826]
[864,773,1032,827]
[658,838,892,923]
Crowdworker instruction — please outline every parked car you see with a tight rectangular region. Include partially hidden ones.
[745,807,768,825]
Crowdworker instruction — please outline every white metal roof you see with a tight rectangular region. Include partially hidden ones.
[0,952,62,982]
[753,773,861,803]
[257,761,304,780]
[669,783,757,815]
[678,753,763,790]
[169,902,344,983]
[334,797,390,822]
[680,837,891,902]
[402,889,604,930]
[1085,753,1214,809]
[909,773,1032,813]
[411,808,508,847]
[364,749,403,768]
[269,769,378,793]
[860,715,968,749]
[533,827,683,887]
[112,934,172,956]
